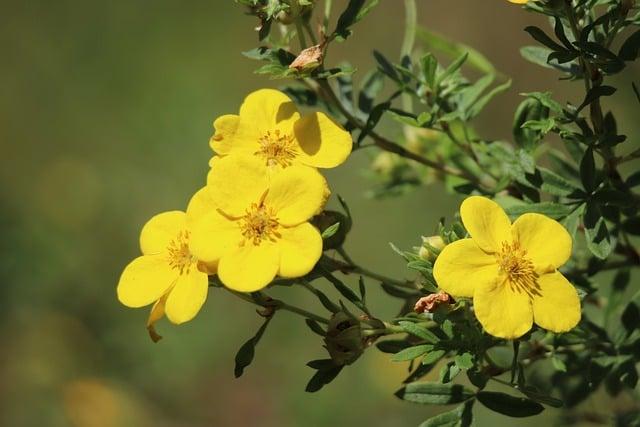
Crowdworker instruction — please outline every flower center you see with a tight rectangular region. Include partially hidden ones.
[240,202,280,246]
[497,241,541,297]
[167,230,196,275]
[255,129,297,168]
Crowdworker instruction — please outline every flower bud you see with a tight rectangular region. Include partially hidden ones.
[418,235,445,261]
[324,311,364,366]
[289,44,323,71]
[414,291,452,314]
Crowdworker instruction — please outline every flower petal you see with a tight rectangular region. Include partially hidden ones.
[278,223,322,278]
[117,255,176,308]
[186,187,214,224]
[473,279,533,339]
[164,270,209,324]
[460,196,512,253]
[433,238,499,298]
[511,213,572,271]
[532,272,581,333]
[139,211,186,255]
[237,89,300,136]
[205,154,270,217]
[189,210,242,264]
[209,114,240,155]
[218,242,279,292]
[147,293,168,342]
[294,112,352,168]
[265,165,328,226]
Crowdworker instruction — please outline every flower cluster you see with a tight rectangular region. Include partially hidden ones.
[117,89,352,339]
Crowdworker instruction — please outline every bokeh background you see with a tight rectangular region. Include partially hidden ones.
[2,1,639,426]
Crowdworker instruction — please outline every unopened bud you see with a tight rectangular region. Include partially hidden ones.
[324,311,364,366]
[418,235,445,261]
[414,291,451,314]
[289,44,323,71]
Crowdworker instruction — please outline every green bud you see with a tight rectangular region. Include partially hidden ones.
[312,210,351,250]
[324,311,364,366]
[419,235,446,261]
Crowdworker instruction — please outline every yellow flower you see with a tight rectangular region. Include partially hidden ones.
[209,89,352,170]
[508,0,528,3]
[117,211,212,339]
[189,154,327,292]
[433,196,580,339]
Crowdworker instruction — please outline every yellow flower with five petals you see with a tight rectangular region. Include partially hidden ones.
[117,211,213,340]
[210,89,352,170]
[189,154,327,292]
[433,196,581,339]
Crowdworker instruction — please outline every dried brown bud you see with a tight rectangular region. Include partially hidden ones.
[289,44,323,71]
[414,291,451,314]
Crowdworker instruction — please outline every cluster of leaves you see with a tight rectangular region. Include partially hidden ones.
[231,0,640,425]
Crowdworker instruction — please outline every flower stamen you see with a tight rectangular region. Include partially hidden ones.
[255,129,298,168]
[240,202,280,246]
[497,241,541,297]
[167,230,196,275]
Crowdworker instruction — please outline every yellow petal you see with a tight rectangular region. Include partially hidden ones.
[236,89,300,139]
[164,270,209,324]
[474,279,533,339]
[139,211,186,255]
[117,255,176,308]
[265,165,328,226]
[511,213,572,271]
[278,223,323,278]
[205,154,269,218]
[508,0,527,4]
[189,210,242,264]
[433,238,498,298]
[218,242,279,292]
[532,272,581,333]
[147,294,168,342]
[460,196,511,253]
[294,112,352,168]
[209,114,240,155]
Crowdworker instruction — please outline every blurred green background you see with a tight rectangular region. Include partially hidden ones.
[2,1,638,426]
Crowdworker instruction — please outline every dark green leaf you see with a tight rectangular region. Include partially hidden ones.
[524,26,566,51]
[306,360,344,392]
[583,202,612,259]
[477,391,544,418]
[234,315,273,378]
[392,344,433,362]
[619,30,640,61]
[305,319,326,337]
[580,147,596,193]
[399,321,439,343]
[505,202,573,219]
[577,86,617,114]
[395,382,475,405]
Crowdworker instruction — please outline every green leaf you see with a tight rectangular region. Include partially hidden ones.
[420,53,438,88]
[520,385,564,408]
[562,204,585,239]
[306,359,344,392]
[524,26,566,52]
[580,147,596,193]
[395,382,475,405]
[419,401,474,427]
[576,85,616,114]
[618,29,640,61]
[422,349,446,365]
[234,315,273,378]
[505,202,573,220]
[372,50,399,82]
[305,319,326,337]
[454,353,474,370]
[466,79,512,119]
[523,91,563,113]
[539,168,582,197]
[476,391,544,418]
[520,46,579,73]
[583,202,612,259]
[436,53,468,87]
[334,0,371,41]
[416,27,495,74]
[358,70,384,114]
[320,269,361,305]
[321,222,341,239]
[439,361,461,383]
[399,321,439,343]
[392,344,433,362]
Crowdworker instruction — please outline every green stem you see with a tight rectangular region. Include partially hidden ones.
[335,247,415,289]
[400,0,417,113]
[224,288,329,324]
[323,0,332,33]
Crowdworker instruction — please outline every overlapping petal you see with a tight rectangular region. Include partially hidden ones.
[460,196,512,253]
[474,279,533,339]
[209,114,241,154]
[218,242,280,292]
[206,154,270,217]
[164,269,209,324]
[294,112,353,168]
[117,254,176,308]
[511,213,572,271]
[532,272,581,332]
[139,211,186,255]
[265,165,328,226]
[234,89,300,146]
[433,238,499,297]
[189,210,242,264]
[278,223,322,278]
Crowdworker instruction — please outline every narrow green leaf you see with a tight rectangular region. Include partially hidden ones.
[399,321,439,343]
[477,391,544,418]
[234,315,273,378]
[321,222,341,239]
[392,344,433,362]
[419,401,474,427]
[395,382,475,405]
[580,147,596,193]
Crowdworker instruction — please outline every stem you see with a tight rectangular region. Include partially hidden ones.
[323,0,332,33]
[400,0,417,113]
[617,147,640,164]
[224,288,329,324]
[313,79,479,183]
[292,1,308,49]
[335,248,416,289]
